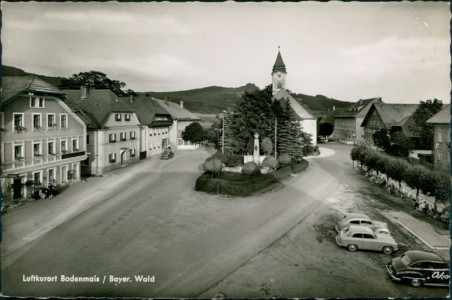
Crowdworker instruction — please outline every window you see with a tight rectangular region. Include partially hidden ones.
[363,234,375,239]
[125,114,131,121]
[350,220,360,224]
[60,114,67,129]
[34,143,42,156]
[48,114,56,127]
[14,145,24,160]
[120,132,127,141]
[73,139,79,151]
[82,158,90,166]
[115,114,122,121]
[86,135,90,145]
[438,150,442,162]
[48,169,55,182]
[130,131,136,139]
[61,140,67,153]
[61,166,67,183]
[109,133,117,143]
[30,97,45,108]
[361,220,372,225]
[33,114,42,129]
[33,172,42,185]
[351,234,363,238]
[131,149,136,157]
[438,130,442,143]
[13,113,24,130]
[48,141,55,155]
[109,153,117,163]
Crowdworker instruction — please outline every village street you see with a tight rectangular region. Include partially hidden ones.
[1,144,448,298]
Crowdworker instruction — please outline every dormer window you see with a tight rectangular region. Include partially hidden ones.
[30,97,45,108]
[115,114,122,121]
[125,114,131,121]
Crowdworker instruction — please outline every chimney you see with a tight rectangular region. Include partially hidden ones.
[80,86,88,100]
[180,101,183,109]
[129,94,134,103]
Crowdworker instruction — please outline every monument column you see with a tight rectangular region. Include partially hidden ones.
[253,132,260,164]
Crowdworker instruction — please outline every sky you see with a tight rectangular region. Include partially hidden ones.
[1,1,450,103]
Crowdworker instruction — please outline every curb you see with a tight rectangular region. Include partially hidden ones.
[391,218,449,250]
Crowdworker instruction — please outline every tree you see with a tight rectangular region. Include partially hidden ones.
[278,153,292,167]
[390,131,413,157]
[318,123,334,138]
[59,71,133,96]
[262,156,279,170]
[182,122,206,144]
[229,85,275,154]
[411,99,443,149]
[403,165,428,201]
[262,137,273,156]
[372,128,391,152]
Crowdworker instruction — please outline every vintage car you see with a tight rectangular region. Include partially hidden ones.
[160,148,174,160]
[335,213,387,232]
[386,250,449,287]
[336,225,398,254]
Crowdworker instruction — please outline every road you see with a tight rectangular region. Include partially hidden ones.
[2,144,448,298]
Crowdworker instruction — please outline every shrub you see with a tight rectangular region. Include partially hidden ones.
[242,161,261,175]
[262,137,273,156]
[291,160,309,174]
[203,157,223,176]
[432,172,451,203]
[212,151,228,164]
[224,151,243,167]
[278,153,292,167]
[262,156,279,170]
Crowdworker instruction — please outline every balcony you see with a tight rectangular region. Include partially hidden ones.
[62,151,86,159]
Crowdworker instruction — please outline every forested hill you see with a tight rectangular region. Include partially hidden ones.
[140,84,259,113]
[2,65,354,114]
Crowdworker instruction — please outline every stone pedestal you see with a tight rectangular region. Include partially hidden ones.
[253,132,260,164]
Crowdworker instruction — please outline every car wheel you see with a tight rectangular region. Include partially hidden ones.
[382,246,393,255]
[410,278,423,287]
[347,244,358,252]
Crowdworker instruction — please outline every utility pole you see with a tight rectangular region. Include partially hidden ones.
[222,114,225,154]
[274,117,277,158]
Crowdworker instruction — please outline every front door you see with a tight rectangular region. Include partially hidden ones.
[13,178,22,199]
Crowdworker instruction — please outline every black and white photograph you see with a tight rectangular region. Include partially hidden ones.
[0,1,450,298]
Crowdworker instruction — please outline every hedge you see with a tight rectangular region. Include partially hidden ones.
[195,160,309,196]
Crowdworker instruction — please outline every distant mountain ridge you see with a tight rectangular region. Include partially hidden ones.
[2,65,354,115]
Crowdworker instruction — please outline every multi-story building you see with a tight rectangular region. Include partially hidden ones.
[153,99,201,149]
[333,98,382,144]
[0,76,88,200]
[64,88,141,175]
[426,104,451,173]
[361,103,419,146]
[120,95,173,158]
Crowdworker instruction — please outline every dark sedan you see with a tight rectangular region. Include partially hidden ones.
[386,250,449,287]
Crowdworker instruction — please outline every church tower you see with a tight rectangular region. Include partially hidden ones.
[272,48,287,96]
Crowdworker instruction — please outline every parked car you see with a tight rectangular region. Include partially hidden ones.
[336,225,398,254]
[386,250,449,287]
[160,148,174,160]
[335,213,387,232]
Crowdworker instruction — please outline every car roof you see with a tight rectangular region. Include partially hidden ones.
[346,225,374,234]
[403,250,447,263]
[344,213,370,220]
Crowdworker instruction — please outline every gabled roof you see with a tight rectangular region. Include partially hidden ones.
[153,98,201,121]
[361,103,419,128]
[272,50,287,74]
[64,89,135,128]
[1,76,64,104]
[334,98,383,119]
[426,104,451,125]
[273,89,315,120]
[391,115,420,138]
[119,95,173,127]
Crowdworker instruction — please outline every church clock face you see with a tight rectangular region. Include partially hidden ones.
[276,73,283,79]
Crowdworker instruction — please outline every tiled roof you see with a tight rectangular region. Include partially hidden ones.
[272,50,287,73]
[119,95,173,127]
[391,115,419,138]
[153,98,201,121]
[426,104,450,125]
[371,103,419,127]
[2,76,64,104]
[64,89,134,127]
[273,89,315,120]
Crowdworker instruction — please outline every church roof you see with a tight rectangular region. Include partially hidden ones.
[272,50,287,74]
[273,89,315,120]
